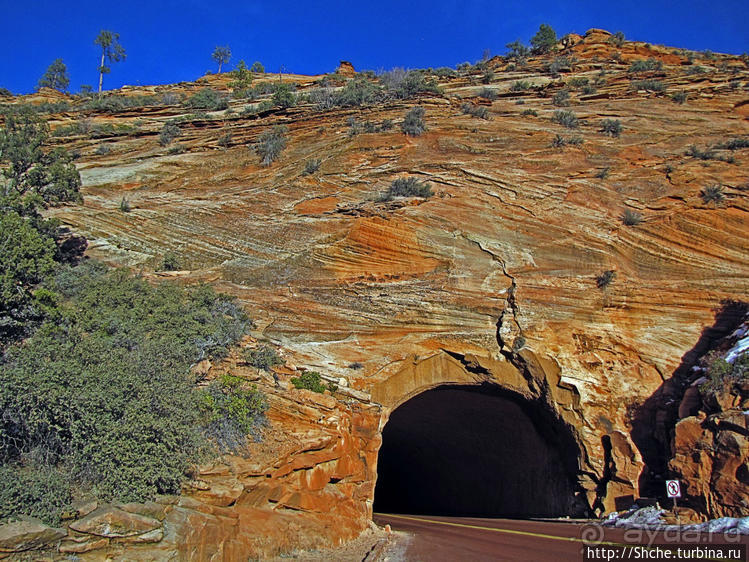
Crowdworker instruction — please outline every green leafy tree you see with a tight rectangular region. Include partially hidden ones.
[212,46,231,73]
[250,61,265,73]
[0,109,82,205]
[229,60,253,92]
[94,30,126,93]
[36,59,70,92]
[530,24,557,54]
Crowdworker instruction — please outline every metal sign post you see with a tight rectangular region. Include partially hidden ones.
[666,480,682,525]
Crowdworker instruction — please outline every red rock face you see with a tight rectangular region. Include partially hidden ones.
[10,28,748,556]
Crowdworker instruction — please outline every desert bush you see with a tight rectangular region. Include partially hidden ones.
[433,67,457,77]
[552,89,570,106]
[380,69,440,99]
[198,375,267,452]
[715,138,749,150]
[628,58,663,73]
[254,125,287,165]
[686,65,707,76]
[631,80,666,92]
[621,209,643,225]
[609,31,625,47]
[596,270,616,289]
[478,87,498,100]
[701,184,725,204]
[309,87,336,110]
[567,77,589,90]
[600,119,622,137]
[290,371,336,394]
[159,121,181,146]
[303,158,322,175]
[699,352,749,399]
[271,83,296,108]
[510,80,532,92]
[244,345,283,371]
[551,134,583,147]
[672,91,688,104]
[401,106,427,136]
[382,177,432,200]
[521,108,538,117]
[551,109,579,128]
[548,56,572,75]
[185,88,229,111]
[161,250,181,270]
[581,84,597,95]
[334,77,382,107]
[0,464,72,525]
[217,132,232,148]
[461,103,490,119]
[0,265,252,506]
[119,197,131,212]
[596,167,610,179]
[95,144,111,155]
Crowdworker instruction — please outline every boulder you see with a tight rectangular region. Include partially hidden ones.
[69,506,161,538]
[0,519,66,552]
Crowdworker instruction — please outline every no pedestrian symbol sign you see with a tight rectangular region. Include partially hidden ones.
[666,480,681,498]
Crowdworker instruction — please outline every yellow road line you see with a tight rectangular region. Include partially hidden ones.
[376,513,621,547]
[375,514,740,562]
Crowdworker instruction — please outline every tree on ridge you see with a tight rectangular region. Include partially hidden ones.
[212,46,231,73]
[94,30,126,93]
[37,59,70,92]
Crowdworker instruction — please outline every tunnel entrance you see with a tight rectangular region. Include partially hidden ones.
[373,383,583,517]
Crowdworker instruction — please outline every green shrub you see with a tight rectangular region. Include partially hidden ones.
[551,134,583,147]
[552,89,570,106]
[478,87,498,100]
[551,109,579,128]
[715,138,749,150]
[379,69,441,99]
[159,121,181,146]
[198,375,267,452]
[628,58,663,73]
[567,77,589,90]
[433,67,457,77]
[581,84,597,95]
[382,177,433,200]
[0,464,73,525]
[185,89,229,111]
[402,106,427,136]
[600,119,622,137]
[686,65,707,75]
[290,371,336,394]
[672,91,688,104]
[95,144,111,155]
[548,56,572,75]
[250,61,265,73]
[244,345,283,371]
[461,103,490,119]
[596,270,616,289]
[303,158,322,175]
[701,184,725,204]
[161,250,181,270]
[217,132,232,148]
[521,108,538,117]
[631,80,666,92]
[699,352,749,398]
[255,125,288,165]
[0,265,252,505]
[596,167,610,179]
[334,77,382,107]
[510,80,532,92]
[119,197,131,212]
[609,31,625,47]
[272,83,296,108]
[621,209,643,225]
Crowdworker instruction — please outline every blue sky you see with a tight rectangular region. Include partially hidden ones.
[1,0,747,94]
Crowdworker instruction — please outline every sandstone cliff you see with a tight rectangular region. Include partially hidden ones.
[2,28,747,558]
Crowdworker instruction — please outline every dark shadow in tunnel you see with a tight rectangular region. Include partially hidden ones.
[373,383,582,518]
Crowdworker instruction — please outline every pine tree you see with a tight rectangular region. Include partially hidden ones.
[212,46,231,73]
[94,30,126,93]
[36,59,70,92]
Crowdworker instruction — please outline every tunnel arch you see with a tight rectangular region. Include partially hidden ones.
[373,381,587,518]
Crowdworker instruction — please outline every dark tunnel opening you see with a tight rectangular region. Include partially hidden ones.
[373,383,584,518]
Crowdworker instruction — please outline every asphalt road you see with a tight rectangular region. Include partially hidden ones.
[373,513,749,562]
